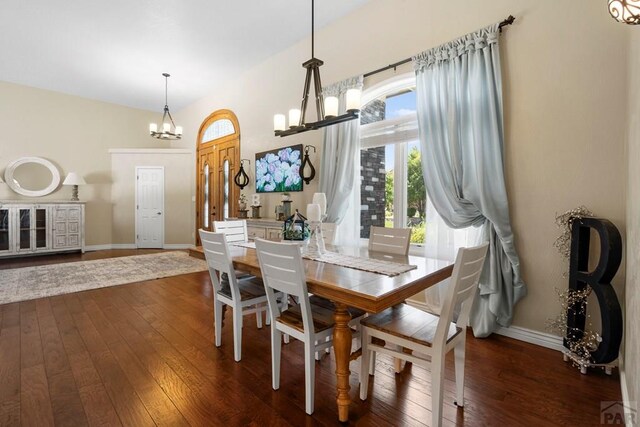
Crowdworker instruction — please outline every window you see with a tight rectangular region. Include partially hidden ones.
[201,118,235,143]
[360,74,425,245]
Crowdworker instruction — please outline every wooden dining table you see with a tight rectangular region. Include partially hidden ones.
[228,244,454,422]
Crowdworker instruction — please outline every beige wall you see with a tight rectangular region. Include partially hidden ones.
[173,0,629,335]
[0,81,165,246]
[625,28,639,415]
[110,150,193,245]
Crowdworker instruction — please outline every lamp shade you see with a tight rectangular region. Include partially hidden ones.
[63,172,86,186]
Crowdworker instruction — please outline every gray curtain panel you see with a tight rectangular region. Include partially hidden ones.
[319,75,363,225]
[413,23,526,337]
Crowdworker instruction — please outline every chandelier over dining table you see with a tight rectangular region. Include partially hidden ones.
[273,0,362,137]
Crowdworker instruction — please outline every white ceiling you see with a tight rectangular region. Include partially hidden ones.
[0,0,369,111]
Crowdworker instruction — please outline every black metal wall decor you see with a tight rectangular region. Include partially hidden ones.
[566,218,623,364]
[301,145,316,185]
[608,0,640,25]
[234,159,250,190]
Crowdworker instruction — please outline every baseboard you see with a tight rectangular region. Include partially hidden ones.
[84,244,112,252]
[110,244,137,250]
[406,299,564,352]
[163,244,195,250]
[494,325,564,352]
[84,243,194,251]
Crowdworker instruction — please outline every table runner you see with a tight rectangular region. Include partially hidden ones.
[232,242,416,277]
[304,251,416,277]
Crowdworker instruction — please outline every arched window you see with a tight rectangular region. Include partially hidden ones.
[202,118,236,143]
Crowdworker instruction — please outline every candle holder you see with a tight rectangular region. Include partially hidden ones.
[305,220,325,259]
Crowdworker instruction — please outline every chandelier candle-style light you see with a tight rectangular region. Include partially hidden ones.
[149,73,183,140]
[273,0,361,137]
[608,0,640,24]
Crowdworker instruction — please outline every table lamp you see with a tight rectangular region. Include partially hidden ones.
[63,172,86,201]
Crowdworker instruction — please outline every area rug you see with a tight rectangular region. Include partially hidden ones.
[0,251,208,305]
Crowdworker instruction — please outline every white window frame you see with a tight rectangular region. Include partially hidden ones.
[360,72,425,253]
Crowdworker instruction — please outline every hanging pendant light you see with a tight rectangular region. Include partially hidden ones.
[149,73,183,140]
[608,0,640,24]
[273,0,361,137]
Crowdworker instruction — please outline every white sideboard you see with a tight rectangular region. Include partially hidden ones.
[0,201,85,258]
[229,218,282,241]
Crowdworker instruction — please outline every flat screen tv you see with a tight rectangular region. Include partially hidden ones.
[255,144,303,193]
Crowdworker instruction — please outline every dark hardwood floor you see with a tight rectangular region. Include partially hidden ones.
[0,250,621,426]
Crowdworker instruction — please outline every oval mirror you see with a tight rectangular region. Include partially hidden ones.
[4,157,61,197]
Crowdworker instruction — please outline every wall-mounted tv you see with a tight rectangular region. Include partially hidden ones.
[255,144,303,193]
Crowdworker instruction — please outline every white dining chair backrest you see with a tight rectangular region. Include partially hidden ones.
[255,239,313,334]
[321,222,338,246]
[368,226,411,255]
[434,243,489,347]
[214,220,248,243]
[199,229,236,294]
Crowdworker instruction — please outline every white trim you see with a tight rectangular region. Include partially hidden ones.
[163,244,195,250]
[361,72,416,106]
[406,299,565,352]
[495,325,564,352]
[86,243,194,251]
[108,148,192,154]
[84,244,112,252]
[111,244,137,249]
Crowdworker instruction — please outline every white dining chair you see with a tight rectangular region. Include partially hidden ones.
[359,243,489,427]
[320,222,338,246]
[214,219,256,281]
[368,225,413,371]
[214,219,248,243]
[199,230,286,362]
[368,226,411,255]
[255,238,364,415]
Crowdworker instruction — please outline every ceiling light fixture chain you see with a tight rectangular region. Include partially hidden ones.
[273,0,361,137]
[150,73,183,140]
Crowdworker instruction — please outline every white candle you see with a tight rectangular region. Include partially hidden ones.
[175,126,183,135]
[149,123,158,133]
[324,96,339,118]
[163,123,171,133]
[346,88,361,111]
[289,109,301,127]
[312,193,327,217]
[307,203,321,222]
[274,114,286,131]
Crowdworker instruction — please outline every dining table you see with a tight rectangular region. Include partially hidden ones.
[228,244,454,422]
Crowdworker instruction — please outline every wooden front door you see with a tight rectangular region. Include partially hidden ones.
[196,110,241,245]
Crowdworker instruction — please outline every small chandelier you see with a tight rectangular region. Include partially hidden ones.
[273,0,361,137]
[149,73,183,139]
[608,0,640,24]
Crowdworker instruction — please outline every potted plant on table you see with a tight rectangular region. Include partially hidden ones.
[238,193,247,210]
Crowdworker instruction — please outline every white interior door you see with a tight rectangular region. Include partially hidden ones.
[136,166,164,248]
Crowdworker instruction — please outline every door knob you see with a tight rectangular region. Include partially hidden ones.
[157,212,162,215]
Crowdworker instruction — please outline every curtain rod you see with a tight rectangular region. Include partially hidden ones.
[362,15,516,78]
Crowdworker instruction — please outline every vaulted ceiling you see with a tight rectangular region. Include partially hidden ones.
[0,0,369,111]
